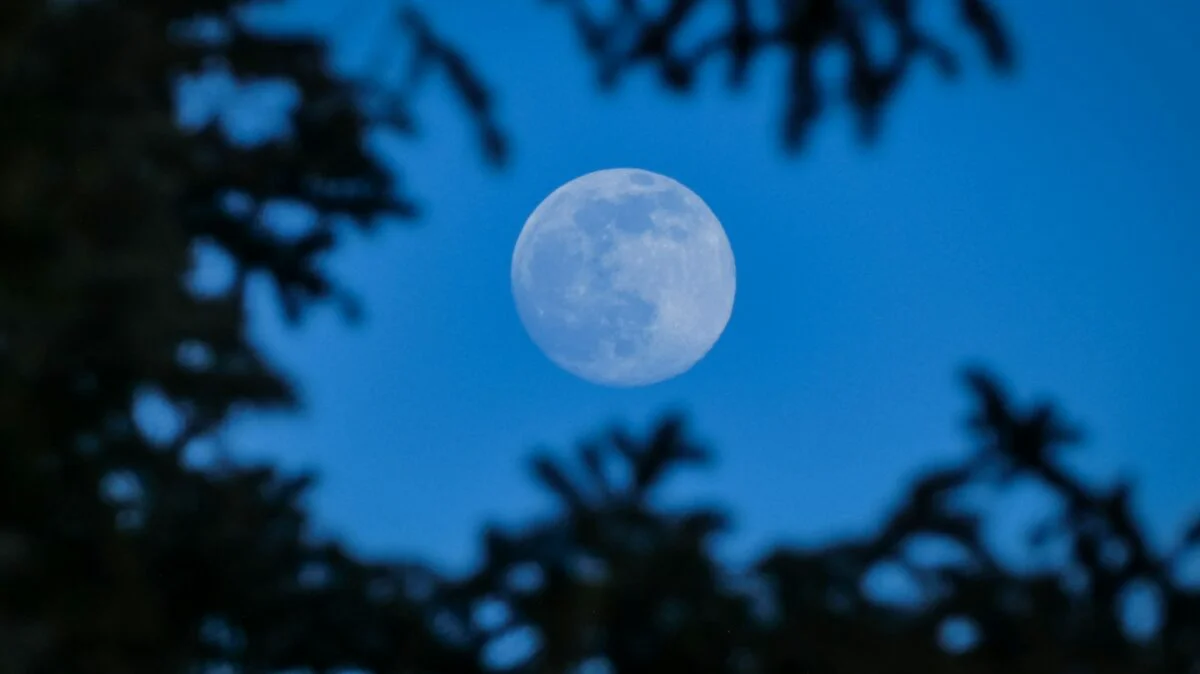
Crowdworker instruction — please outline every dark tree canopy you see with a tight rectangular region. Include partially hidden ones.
[452,371,1200,674]
[1,1,497,670]
[6,1,1196,674]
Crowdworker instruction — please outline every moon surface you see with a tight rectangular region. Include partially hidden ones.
[511,168,736,387]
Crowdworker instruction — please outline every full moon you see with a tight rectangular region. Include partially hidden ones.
[511,168,736,387]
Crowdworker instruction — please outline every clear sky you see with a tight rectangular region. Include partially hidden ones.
[187,0,1199,575]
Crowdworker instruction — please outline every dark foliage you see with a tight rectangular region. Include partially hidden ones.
[7,1,1194,674]
[547,0,1013,148]
[1,1,497,670]
[450,372,1200,673]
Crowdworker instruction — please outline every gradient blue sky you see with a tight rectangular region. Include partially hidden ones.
[185,0,1198,575]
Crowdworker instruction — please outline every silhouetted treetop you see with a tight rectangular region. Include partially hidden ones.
[454,369,1199,673]
[6,363,1196,673]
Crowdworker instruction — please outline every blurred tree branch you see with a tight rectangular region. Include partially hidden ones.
[544,0,1013,148]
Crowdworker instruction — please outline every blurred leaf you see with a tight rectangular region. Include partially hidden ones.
[961,0,1014,70]
[531,454,587,512]
[546,0,1013,146]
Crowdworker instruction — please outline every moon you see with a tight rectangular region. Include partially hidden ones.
[511,168,736,387]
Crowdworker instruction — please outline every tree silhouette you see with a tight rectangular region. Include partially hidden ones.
[451,371,1199,673]
[8,1,1194,674]
[2,1,498,670]
[550,0,1012,147]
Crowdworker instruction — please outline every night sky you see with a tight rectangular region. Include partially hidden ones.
[172,0,1199,577]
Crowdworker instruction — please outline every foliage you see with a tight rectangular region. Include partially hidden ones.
[449,371,1200,673]
[548,0,1013,148]
[0,0,495,671]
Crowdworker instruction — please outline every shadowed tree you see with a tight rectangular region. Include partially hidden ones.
[452,372,1200,673]
[1,1,499,671]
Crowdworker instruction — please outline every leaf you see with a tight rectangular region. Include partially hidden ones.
[961,0,1014,70]
[579,442,611,499]
[530,454,586,511]
[1181,516,1200,546]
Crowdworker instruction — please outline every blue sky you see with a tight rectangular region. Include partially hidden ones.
[186,0,1198,575]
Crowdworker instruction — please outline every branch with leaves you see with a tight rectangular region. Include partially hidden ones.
[547,0,1012,148]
